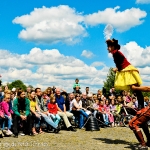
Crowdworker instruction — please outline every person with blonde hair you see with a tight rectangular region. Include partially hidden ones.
[0,94,13,136]
[29,90,44,135]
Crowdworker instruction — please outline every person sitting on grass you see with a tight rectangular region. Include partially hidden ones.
[55,88,76,132]
[12,89,32,138]
[47,95,61,133]
[29,90,44,135]
[98,100,109,126]
[35,88,60,133]
[71,94,89,129]
[0,94,13,136]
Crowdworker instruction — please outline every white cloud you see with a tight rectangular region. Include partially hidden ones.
[13,5,87,45]
[1,42,150,92]
[84,6,147,32]
[90,62,105,67]
[13,5,147,44]
[0,48,109,93]
[120,42,150,67]
[81,50,94,58]
[136,0,150,4]
[0,49,33,69]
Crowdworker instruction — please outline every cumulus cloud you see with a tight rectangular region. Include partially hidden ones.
[81,50,94,58]
[0,49,33,69]
[13,5,147,44]
[0,48,109,92]
[90,62,105,67]
[136,0,150,4]
[84,6,147,32]
[120,42,150,67]
[13,5,87,45]
[1,42,150,92]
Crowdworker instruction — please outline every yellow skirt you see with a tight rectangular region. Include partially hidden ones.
[114,65,142,91]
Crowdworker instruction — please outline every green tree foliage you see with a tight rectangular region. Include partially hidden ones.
[103,67,121,97]
[142,92,150,97]
[103,68,115,95]
[8,80,27,91]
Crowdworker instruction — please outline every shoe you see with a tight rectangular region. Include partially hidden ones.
[138,145,148,150]
[0,130,3,138]
[68,126,76,132]
[7,129,13,135]
[54,127,60,134]
[13,134,18,138]
[19,132,25,136]
[2,129,10,136]
[28,132,34,136]
[79,127,85,130]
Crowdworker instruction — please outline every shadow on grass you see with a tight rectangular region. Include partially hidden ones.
[93,138,138,150]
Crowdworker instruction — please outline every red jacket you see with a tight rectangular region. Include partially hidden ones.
[112,50,130,71]
[47,103,58,114]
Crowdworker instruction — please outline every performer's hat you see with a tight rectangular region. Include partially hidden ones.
[106,38,120,49]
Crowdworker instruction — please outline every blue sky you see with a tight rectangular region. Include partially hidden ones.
[0,0,150,92]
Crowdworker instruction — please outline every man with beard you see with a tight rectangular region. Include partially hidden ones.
[12,89,32,138]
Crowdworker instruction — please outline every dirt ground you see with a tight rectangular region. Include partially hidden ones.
[0,127,150,150]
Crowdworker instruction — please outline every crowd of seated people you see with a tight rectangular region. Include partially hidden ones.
[0,82,150,138]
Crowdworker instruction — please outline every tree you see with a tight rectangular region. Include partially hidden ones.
[103,68,115,96]
[103,67,121,97]
[8,80,27,91]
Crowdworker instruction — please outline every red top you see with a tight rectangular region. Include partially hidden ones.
[47,103,58,114]
[98,105,106,113]
[111,50,130,71]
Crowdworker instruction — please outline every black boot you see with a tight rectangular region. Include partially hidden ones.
[54,127,60,134]
[67,126,76,132]
[13,134,18,138]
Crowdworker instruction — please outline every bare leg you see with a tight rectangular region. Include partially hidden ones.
[131,85,150,92]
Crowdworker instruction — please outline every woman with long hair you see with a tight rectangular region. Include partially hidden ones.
[29,90,44,135]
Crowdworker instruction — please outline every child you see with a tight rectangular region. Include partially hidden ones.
[47,96,61,133]
[0,108,5,138]
[98,101,109,125]
[110,99,116,127]
[73,78,82,94]
[92,99,99,117]
[105,100,114,126]
[0,94,13,136]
